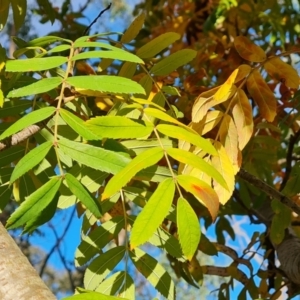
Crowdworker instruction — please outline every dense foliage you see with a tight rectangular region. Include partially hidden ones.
[1,0,300,299]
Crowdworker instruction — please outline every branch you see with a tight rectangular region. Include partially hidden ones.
[0,223,55,300]
[0,123,43,152]
[82,3,112,36]
[238,168,300,215]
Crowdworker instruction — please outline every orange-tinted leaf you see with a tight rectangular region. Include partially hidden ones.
[235,64,252,83]
[219,115,239,174]
[192,87,219,122]
[177,174,219,221]
[246,69,277,122]
[232,89,253,149]
[214,69,238,102]
[234,36,266,62]
[264,57,299,89]
[211,142,235,205]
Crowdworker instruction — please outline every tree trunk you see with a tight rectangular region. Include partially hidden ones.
[0,223,56,300]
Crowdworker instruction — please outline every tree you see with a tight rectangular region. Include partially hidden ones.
[0,0,300,299]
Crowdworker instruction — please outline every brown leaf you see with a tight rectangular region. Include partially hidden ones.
[234,36,266,62]
[264,57,299,89]
[246,69,277,122]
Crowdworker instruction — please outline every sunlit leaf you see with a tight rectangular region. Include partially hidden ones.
[72,50,143,64]
[66,75,145,95]
[211,141,235,205]
[6,176,61,232]
[219,115,239,174]
[84,246,126,290]
[246,69,277,122]
[150,49,197,76]
[0,107,56,140]
[58,138,130,174]
[10,141,52,183]
[65,173,102,218]
[166,148,228,190]
[232,89,253,150]
[121,12,146,43]
[235,64,252,83]
[7,77,62,98]
[264,57,299,89]
[60,108,100,140]
[234,36,266,62]
[64,291,127,300]
[177,175,219,221]
[6,56,68,72]
[129,247,175,300]
[137,32,180,58]
[157,124,217,155]
[86,116,154,140]
[130,178,175,248]
[103,147,164,199]
[75,216,125,266]
[177,197,201,260]
[214,69,238,102]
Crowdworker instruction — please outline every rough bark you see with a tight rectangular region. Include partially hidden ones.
[0,223,56,300]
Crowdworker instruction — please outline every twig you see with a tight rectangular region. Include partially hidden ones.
[280,129,300,191]
[39,207,76,278]
[238,168,300,215]
[82,3,112,36]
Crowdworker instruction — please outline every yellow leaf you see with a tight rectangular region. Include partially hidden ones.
[234,36,266,62]
[192,87,219,122]
[190,110,223,136]
[214,69,238,102]
[121,13,146,43]
[235,64,252,83]
[219,115,239,174]
[246,69,277,122]
[232,89,253,149]
[177,175,219,221]
[211,142,235,205]
[95,97,114,112]
[264,57,299,89]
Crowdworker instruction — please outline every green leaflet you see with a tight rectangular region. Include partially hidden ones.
[65,173,102,218]
[84,246,126,290]
[0,146,24,168]
[66,75,145,95]
[0,107,56,140]
[166,148,228,190]
[157,124,217,155]
[6,176,62,232]
[72,50,143,64]
[150,49,197,76]
[11,0,27,31]
[121,138,173,155]
[60,108,100,140]
[0,100,32,118]
[73,41,123,51]
[86,116,154,140]
[7,77,62,98]
[75,216,125,267]
[95,271,135,300]
[58,138,130,174]
[136,165,173,182]
[177,197,201,260]
[64,292,128,300]
[121,12,146,43]
[129,247,175,300]
[48,44,71,53]
[27,36,72,46]
[136,32,180,58]
[10,141,52,183]
[130,178,175,248]
[144,107,187,126]
[6,56,68,72]
[103,147,164,199]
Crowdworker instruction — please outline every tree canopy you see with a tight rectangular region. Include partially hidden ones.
[0,0,300,299]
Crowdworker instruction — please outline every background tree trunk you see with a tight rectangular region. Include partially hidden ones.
[0,223,56,300]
